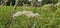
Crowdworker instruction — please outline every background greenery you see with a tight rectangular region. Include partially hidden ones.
[0,0,58,6]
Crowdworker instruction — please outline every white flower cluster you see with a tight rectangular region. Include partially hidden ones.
[26,13,40,17]
[56,3,60,6]
[12,11,23,17]
[12,10,40,17]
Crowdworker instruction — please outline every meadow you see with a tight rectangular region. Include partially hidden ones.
[0,4,60,28]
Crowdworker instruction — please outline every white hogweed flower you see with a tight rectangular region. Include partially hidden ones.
[25,13,40,17]
[12,11,23,17]
[12,10,40,18]
[56,3,60,6]
[22,10,33,14]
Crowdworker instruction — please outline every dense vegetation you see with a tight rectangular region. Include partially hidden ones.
[0,3,60,28]
[0,0,58,6]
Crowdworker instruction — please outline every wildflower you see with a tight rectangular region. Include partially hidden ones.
[25,13,40,17]
[22,10,33,14]
[12,10,40,18]
[56,3,60,6]
[12,11,23,17]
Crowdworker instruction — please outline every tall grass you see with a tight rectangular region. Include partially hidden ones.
[0,4,60,28]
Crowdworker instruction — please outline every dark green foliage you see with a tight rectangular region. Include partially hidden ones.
[42,0,58,5]
[0,0,58,6]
